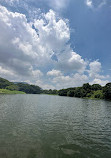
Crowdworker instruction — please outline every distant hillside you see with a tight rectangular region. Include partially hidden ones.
[0,77,13,89]
[14,82,28,84]
[0,77,42,94]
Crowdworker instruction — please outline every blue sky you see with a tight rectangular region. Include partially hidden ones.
[0,0,111,89]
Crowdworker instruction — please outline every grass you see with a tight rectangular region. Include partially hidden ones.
[0,89,25,94]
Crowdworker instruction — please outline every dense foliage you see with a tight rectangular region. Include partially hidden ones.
[103,83,111,100]
[16,83,42,94]
[42,89,58,95]
[58,83,111,100]
[0,77,12,89]
[0,77,42,94]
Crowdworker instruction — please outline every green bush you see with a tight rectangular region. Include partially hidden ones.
[6,85,19,91]
[67,90,75,97]
[92,90,103,99]
[103,83,111,100]
[91,84,102,91]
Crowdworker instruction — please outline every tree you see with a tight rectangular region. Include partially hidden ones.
[58,89,68,96]
[91,84,102,91]
[6,85,19,91]
[82,83,91,94]
[0,77,12,89]
[17,83,42,94]
[93,90,103,99]
[67,90,75,97]
[103,83,111,100]
[74,87,86,98]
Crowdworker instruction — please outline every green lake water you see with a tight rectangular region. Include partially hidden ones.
[0,94,111,158]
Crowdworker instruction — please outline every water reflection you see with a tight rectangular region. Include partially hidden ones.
[0,95,111,158]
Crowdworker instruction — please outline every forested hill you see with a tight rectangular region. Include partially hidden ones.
[0,77,42,94]
[0,77,111,100]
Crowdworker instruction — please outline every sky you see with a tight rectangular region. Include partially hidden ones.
[0,0,111,89]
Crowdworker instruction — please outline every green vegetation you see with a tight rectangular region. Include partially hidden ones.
[103,83,111,100]
[16,83,42,94]
[86,90,104,99]
[0,77,12,89]
[0,89,25,94]
[42,89,58,95]
[0,77,42,94]
[0,77,111,100]
[58,83,111,100]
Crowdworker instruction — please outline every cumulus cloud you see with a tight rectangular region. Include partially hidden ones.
[89,60,102,78]
[0,5,86,76]
[47,69,63,76]
[88,60,109,86]
[47,69,88,89]
[46,61,109,89]
[90,78,109,86]
[57,50,87,73]
[34,9,70,55]
[0,64,43,86]
[33,9,87,73]
[0,4,109,89]
[0,66,16,79]
[51,73,88,89]
[88,60,109,79]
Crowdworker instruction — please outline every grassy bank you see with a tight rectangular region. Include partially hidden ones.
[0,89,25,94]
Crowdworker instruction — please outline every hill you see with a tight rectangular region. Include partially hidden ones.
[0,77,42,94]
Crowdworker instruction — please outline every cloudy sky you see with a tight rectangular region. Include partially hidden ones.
[0,0,111,89]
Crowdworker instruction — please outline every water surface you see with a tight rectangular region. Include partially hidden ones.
[0,94,111,158]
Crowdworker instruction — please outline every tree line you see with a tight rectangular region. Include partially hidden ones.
[0,77,111,100]
[57,83,111,100]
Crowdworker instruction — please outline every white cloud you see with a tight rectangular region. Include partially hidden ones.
[85,0,107,9]
[0,66,16,78]
[1,0,70,12]
[58,50,87,73]
[90,78,109,86]
[88,60,109,79]
[86,0,93,8]
[49,72,88,89]
[0,4,109,89]
[0,5,86,77]
[46,0,70,11]
[88,60,109,86]
[47,69,62,76]
[36,81,55,90]
[47,62,109,89]
[0,64,43,87]
[34,9,70,55]
[89,60,102,78]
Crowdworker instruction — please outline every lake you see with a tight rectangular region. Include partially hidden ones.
[0,94,111,158]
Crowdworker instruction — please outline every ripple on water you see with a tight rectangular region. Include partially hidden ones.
[0,94,111,158]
